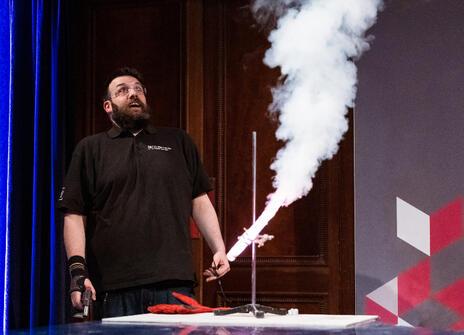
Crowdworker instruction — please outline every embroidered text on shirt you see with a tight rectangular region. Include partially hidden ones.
[147,145,172,151]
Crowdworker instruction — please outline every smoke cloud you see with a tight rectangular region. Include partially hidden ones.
[227,0,383,261]
[262,0,382,206]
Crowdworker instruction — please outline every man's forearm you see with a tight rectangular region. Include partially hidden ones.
[192,194,226,254]
[63,213,87,258]
[193,194,230,280]
[64,213,97,307]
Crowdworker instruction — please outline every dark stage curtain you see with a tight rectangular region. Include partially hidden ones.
[4,0,68,329]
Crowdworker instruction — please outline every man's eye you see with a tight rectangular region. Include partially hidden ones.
[117,87,128,95]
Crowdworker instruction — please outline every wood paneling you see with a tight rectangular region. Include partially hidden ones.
[66,0,185,141]
[202,0,354,314]
[65,0,354,315]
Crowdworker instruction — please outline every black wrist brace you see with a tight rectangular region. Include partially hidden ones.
[68,256,88,293]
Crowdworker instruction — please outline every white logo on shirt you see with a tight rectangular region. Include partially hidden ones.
[59,187,65,201]
[147,145,172,151]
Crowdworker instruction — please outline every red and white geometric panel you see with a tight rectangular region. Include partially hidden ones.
[365,277,398,324]
[396,197,430,255]
[365,197,464,329]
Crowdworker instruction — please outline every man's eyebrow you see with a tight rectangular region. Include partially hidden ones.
[115,81,141,87]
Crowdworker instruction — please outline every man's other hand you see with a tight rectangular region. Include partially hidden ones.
[203,251,230,282]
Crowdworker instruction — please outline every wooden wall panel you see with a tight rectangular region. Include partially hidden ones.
[67,0,185,141]
[65,0,202,299]
[65,0,354,315]
[202,0,354,314]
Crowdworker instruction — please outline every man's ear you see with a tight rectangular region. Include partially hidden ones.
[103,100,112,115]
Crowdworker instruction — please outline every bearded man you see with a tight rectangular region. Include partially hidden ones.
[59,67,230,318]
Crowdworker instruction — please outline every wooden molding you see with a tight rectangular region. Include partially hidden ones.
[233,256,327,267]
[185,0,204,152]
[219,291,329,313]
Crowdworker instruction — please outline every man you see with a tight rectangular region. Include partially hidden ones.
[59,67,230,318]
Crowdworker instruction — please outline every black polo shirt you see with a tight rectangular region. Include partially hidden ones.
[58,125,212,290]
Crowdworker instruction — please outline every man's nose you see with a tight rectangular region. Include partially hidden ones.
[128,88,139,97]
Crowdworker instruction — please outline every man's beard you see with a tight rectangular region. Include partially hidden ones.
[110,99,152,131]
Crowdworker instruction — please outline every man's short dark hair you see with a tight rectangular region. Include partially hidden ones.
[103,67,145,101]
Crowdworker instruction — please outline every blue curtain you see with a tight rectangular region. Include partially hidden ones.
[0,0,66,329]
[0,0,13,332]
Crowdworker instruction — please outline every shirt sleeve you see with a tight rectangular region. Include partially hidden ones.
[58,139,92,215]
[181,131,212,199]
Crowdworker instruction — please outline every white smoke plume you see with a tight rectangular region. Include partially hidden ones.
[227,0,383,261]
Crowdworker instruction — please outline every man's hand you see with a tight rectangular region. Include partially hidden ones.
[203,251,230,282]
[71,278,96,310]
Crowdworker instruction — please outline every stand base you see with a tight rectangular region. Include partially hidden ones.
[214,304,288,319]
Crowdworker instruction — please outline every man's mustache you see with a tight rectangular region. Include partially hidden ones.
[127,97,145,107]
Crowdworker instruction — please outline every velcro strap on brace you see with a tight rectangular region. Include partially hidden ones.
[68,256,88,294]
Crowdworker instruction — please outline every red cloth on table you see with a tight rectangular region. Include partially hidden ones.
[147,292,230,314]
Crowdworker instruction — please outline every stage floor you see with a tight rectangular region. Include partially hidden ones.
[7,313,461,335]
[7,322,460,335]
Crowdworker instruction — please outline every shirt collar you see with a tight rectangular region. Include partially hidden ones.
[107,124,157,138]
[145,124,157,134]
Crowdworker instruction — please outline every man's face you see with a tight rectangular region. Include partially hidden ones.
[103,75,151,130]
